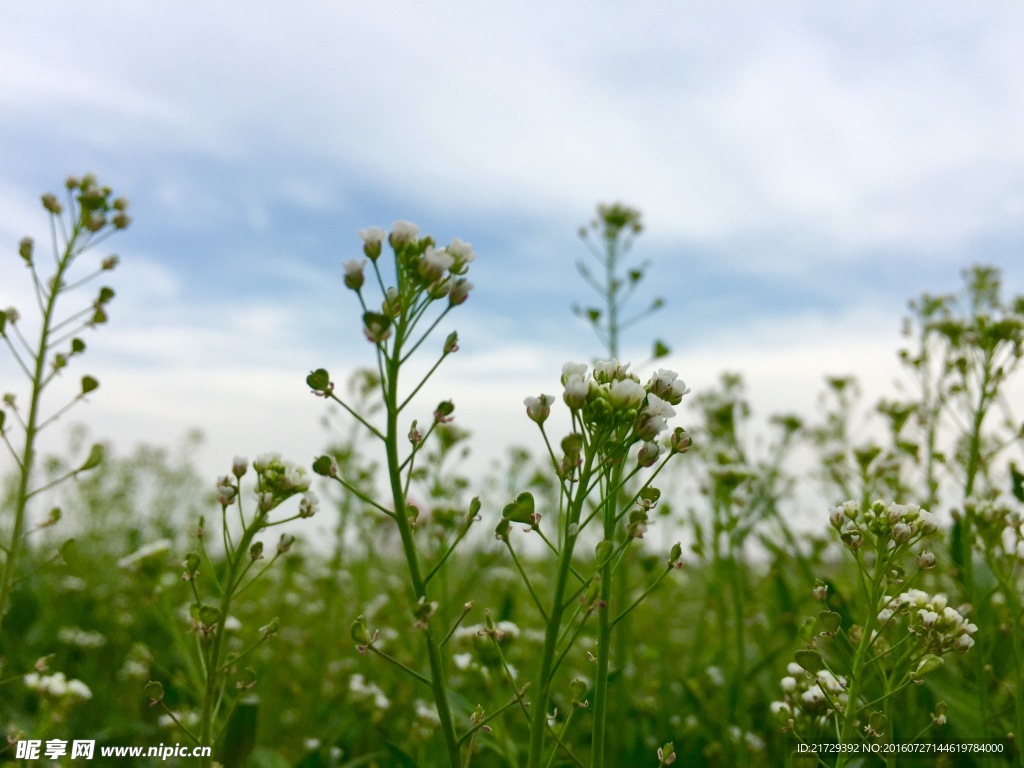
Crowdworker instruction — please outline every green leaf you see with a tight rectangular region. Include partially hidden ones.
[81,376,99,396]
[1010,462,1024,503]
[79,443,104,472]
[652,339,670,358]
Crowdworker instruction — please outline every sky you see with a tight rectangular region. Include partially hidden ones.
[2,2,1023,523]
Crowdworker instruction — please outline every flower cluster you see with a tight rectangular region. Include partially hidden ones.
[770,662,848,731]
[876,590,978,654]
[829,500,938,550]
[24,671,93,702]
[345,222,476,338]
[963,496,1024,554]
[530,360,689,440]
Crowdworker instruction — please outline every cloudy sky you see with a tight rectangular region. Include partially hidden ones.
[2,2,1023,503]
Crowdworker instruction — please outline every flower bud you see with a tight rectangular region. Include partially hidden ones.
[449,279,473,306]
[358,226,386,259]
[637,440,660,467]
[343,259,366,290]
[260,617,280,638]
[524,394,554,425]
[277,533,295,554]
[19,237,33,265]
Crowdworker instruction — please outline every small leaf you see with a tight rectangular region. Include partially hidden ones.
[97,286,115,304]
[81,376,99,396]
[71,338,86,354]
[1010,462,1024,503]
[652,339,670,359]
[79,443,104,472]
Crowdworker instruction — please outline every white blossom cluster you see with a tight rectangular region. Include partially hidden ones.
[876,590,978,653]
[24,671,92,702]
[829,500,938,550]
[348,673,390,712]
[525,361,689,444]
[770,662,848,731]
[345,222,475,309]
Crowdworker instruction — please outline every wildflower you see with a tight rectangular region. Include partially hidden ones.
[299,491,319,518]
[593,358,630,383]
[358,226,386,259]
[563,373,590,410]
[646,369,690,405]
[449,278,473,306]
[561,362,588,384]
[117,539,173,570]
[634,393,675,439]
[419,246,454,282]
[253,452,280,473]
[608,378,646,410]
[524,394,555,424]
[389,221,420,247]
[343,259,367,290]
[447,237,476,272]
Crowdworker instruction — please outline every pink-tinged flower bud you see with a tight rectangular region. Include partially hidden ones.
[524,394,555,424]
[449,279,473,306]
[447,237,476,273]
[637,441,660,467]
[363,312,393,344]
[232,456,248,478]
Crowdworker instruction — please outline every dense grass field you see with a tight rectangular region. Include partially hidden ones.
[2,188,1023,767]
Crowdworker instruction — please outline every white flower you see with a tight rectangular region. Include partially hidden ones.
[918,609,939,629]
[232,456,248,477]
[358,226,386,246]
[780,676,797,692]
[282,465,311,492]
[117,539,173,570]
[299,490,319,518]
[647,369,691,405]
[449,279,473,305]
[253,452,280,473]
[453,653,473,670]
[608,378,646,409]
[954,634,975,652]
[593,358,630,382]
[563,374,590,410]
[524,394,555,424]
[390,221,420,245]
[561,362,588,385]
[420,246,455,281]
[447,238,476,271]
[801,687,824,705]
[343,259,367,290]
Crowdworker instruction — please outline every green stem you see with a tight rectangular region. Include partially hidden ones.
[526,452,596,768]
[836,544,887,768]
[383,343,461,768]
[0,217,82,621]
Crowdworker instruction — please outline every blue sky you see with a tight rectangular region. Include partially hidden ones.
[2,2,1023,501]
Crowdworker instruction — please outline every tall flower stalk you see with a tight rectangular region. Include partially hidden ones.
[517,361,690,768]
[310,223,478,768]
[0,174,129,622]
